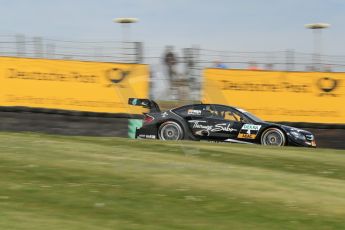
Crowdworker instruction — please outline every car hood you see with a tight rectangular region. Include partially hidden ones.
[259,121,313,135]
[279,125,312,135]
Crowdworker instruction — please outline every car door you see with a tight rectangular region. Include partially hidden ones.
[184,104,215,139]
[173,104,215,139]
[204,105,243,140]
[173,104,243,140]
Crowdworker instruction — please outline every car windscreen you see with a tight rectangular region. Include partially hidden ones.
[236,108,263,122]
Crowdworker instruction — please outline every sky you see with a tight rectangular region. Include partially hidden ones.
[0,0,344,55]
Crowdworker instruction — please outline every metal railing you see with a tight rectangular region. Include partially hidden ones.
[0,34,142,63]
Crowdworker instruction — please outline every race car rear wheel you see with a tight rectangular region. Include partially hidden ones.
[158,121,184,141]
[261,128,286,146]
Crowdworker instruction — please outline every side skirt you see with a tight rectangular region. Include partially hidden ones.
[223,139,255,144]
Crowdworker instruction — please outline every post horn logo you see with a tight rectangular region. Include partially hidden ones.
[105,68,130,87]
[317,77,339,96]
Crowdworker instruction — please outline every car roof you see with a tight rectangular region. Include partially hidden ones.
[174,103,238,110]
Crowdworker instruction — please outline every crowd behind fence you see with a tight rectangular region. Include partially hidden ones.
[2,33,345,71]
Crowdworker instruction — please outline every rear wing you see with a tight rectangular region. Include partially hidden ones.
[128,98,161,113]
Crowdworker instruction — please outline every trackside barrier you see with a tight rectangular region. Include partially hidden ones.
[128,119,143,138]
[0,56,149,115]
[203,69,345,124]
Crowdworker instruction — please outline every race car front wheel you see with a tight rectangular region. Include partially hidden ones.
[261,128,286,146]
[158,121,184,141]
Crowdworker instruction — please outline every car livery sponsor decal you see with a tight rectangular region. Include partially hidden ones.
[238,124,262,139]
[161,112,168,118]
[187,109,202,115]
[238,133,257,139]
[188,120,237,136]
[242,124,262,130]
[138,134,156,139]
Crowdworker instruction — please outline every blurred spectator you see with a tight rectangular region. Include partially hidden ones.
[214,60,228,69]
[248,62,260,70]
[184,49,197,93]
[163,46,177,89]
[265,63,274,70]
[306,65,316,72]
[184,48,195,81]
[324,65,333,72]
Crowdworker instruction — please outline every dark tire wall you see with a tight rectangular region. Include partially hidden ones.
[303,128,345,150]
[0,111,344,149]
[0,111,128,137]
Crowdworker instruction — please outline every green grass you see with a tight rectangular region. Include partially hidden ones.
[1,132,345,230]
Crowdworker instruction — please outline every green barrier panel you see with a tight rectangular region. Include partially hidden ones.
[128,119,143,139]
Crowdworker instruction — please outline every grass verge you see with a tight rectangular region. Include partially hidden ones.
[1,132,345,229]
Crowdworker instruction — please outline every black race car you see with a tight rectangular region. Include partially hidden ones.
[128,98,316,147]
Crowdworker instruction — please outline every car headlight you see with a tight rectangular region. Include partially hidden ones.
[305,134,314,141]
[290,131,306,140]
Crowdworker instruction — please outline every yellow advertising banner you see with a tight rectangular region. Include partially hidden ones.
[0,57,149,114]
[203,69,345,124]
